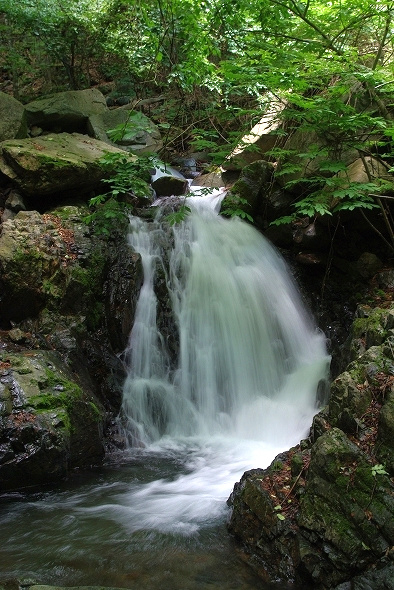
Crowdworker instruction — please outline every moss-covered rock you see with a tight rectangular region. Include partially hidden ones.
[25,88,107,132]
[0,92,28,141]
[376,389,394,473]
[228,303,394,590]
[0,350,105,491]
[0,207,108,324]
[221,160,276,219]
[0,132,135,198]
[88,109,162,155]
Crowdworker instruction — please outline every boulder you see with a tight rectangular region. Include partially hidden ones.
[151,175,188,196]
[0,203,140,418]
[228,427,394,589]
[221,160,279,219]
[25,88,107,133]
[228,303,394,589]
[356,252,383,279]
[340,157,392,185]
[0,205,108,324]
[191,171,224,188]
[376,389,394,473]
[275,128,359,188]
[103,242,143,353]
[0,349,105,491]
[0,133,135,198]
[0,92,28,141]
[88,109,162,155]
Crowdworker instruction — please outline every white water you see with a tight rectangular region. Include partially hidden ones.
[0,189,330,589]
[119,188,330,535]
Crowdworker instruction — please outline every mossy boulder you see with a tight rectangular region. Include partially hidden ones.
[0,92,28,141]
[228,428,394,589]
[228,303,394,590]
[0,207,108,324]
[25,89,107,133]
[376,389,394,473]
[0,133,135,198]
[0,350,105,491]
[88,109,162,155]
[221,160,276,219]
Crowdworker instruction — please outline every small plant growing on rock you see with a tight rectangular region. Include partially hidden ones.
[84,152,156,235]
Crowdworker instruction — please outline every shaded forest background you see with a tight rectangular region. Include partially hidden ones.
[0,0,394,239]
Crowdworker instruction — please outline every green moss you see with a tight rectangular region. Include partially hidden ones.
[36,154,74,169]
[89,401,103,422]
[29,368,83,433]
[42,277,62,298]
[44,367,83,396]
[86,301,104,331]
[31,391,71,410]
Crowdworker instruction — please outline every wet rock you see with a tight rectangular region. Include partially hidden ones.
[221,160,277,219]
[151,175,189,196]
[103,244,143,353]
[0,350,105,491]
[228,303,394,589]
[377,389,394,473]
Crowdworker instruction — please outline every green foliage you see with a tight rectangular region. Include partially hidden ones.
[371,464,388,477]
[84,152,156,235]
[221,195,254,222]
[1,0,393,240]
[107,111,156,144]
[166,203,192,226]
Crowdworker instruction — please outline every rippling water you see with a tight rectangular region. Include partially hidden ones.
[1,443,295,590]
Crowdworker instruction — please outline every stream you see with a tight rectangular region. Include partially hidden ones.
[0,187,329,589]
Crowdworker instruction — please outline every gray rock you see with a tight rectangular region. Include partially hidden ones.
[356,252,384,279]
[4,190,26,213]
[228,303,394,589]
[25,89,107,132]
[88,109,162,155]
[0,132,135,198]
[0,92,28,141]
[151,175,188,196]
[0,350,105,491]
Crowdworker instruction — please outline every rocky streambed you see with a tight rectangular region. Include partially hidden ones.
[0,88,394,590]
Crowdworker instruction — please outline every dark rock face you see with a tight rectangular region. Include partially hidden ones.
[0,202,144,490]
[221,160,279,220]
[228,303,394,590]
[151,175,189,196]
[0,350,104,491]
[103,244,143,353]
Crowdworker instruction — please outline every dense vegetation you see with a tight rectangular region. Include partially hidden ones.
[1,0,393,234]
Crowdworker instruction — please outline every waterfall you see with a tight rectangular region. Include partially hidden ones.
[122,189,329,447]
[115,188,329,534]
[0,189,331,586]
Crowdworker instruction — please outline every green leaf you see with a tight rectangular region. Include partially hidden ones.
[371,464,388,477]
[319,161,348,173]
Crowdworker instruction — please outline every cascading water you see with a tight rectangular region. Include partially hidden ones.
[0,186,330,589]
[117,187,330,533]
